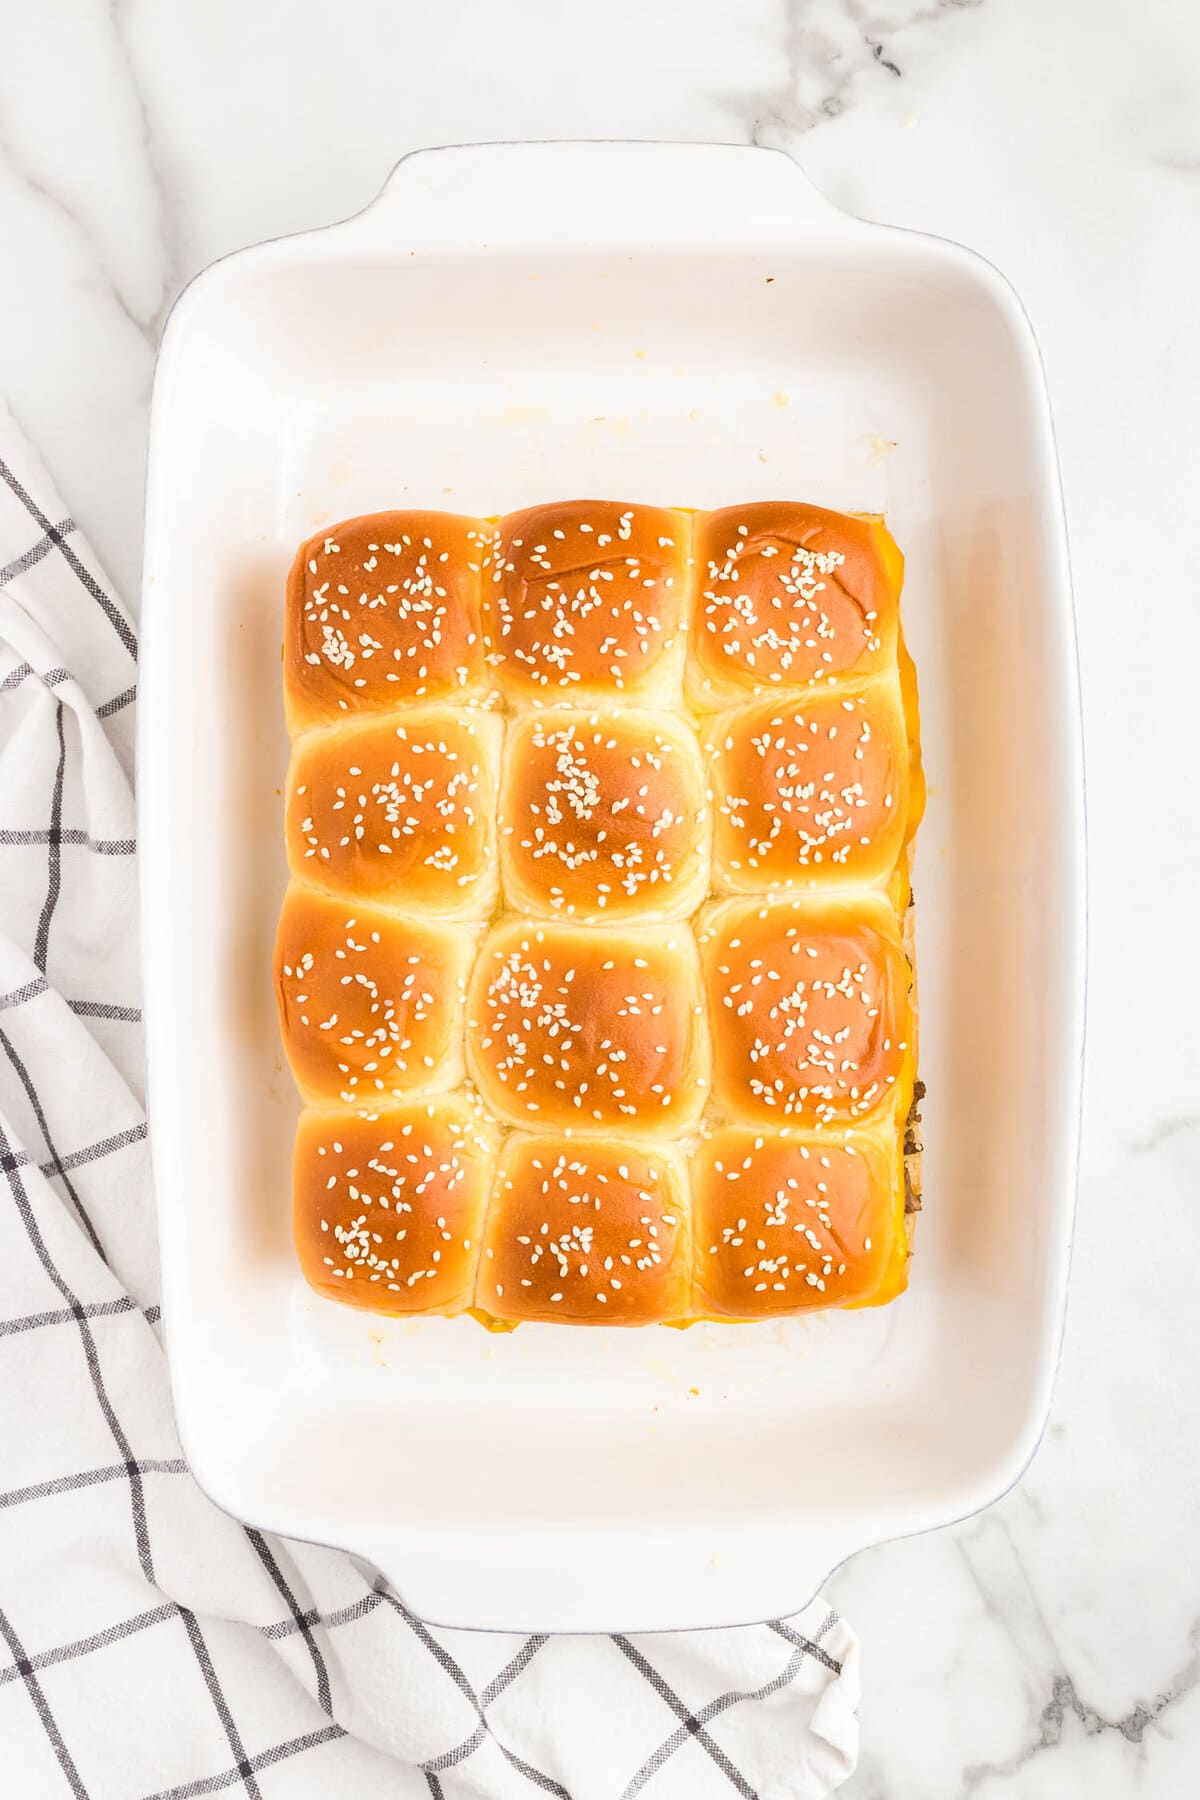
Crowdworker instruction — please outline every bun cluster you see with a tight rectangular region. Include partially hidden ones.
[278,500,922,1325]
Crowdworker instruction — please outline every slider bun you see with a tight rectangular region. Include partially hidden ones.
[488,499,690,703]
[499,706,711,922]
[698,895,912,1127]
[477,1134,692,1324]
[465,919,709,1137]
[688,503,903,708]
[691,1120,908,1318]
[274,883,475,1107]
[293,1097,498,1315]
[704,683,909,895]
[284,510,494,732]
[285,706,502,921]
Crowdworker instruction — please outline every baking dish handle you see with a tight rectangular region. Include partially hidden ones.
[346,140,847,250]
[352,1521,860,1636]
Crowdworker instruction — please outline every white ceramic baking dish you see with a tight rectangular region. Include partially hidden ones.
[139,141,1084,1633]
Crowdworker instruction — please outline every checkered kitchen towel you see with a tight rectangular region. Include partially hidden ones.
[0,405,859,1800]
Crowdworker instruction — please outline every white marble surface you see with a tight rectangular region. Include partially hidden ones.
[2,0,1197,1792]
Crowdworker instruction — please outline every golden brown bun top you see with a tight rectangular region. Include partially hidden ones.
[465,919,709,1136]
[499,707,710,922]
[477,1133,692,1324]
[691,1122,907,1318]
[285,510,494,730]
[690,503,903,704]
[285,707,501,920]
[292,1097,498,1315]
[699,896,912,1127]
[488,500,690,702]
[705,684,909,895]
[274,885,473,1107]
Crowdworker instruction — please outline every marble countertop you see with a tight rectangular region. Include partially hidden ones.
[2,0,1196,1792]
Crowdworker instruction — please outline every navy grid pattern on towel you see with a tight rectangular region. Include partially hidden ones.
[0,408,859,1800]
